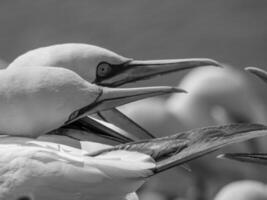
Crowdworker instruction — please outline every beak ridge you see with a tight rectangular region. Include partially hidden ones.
[245,67,267,84]
[101,58,222,86]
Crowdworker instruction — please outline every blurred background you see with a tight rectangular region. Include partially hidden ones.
[1,1,267,200]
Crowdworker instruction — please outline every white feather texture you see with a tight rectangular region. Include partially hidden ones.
[0,137,154,200]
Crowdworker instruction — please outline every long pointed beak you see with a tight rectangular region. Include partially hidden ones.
[66,86,186,124]
[98,58,222,87]
[246,67,267,84]
[218,153,267,165]
[62,116,135,143]
[88,86,186,114]
[96,109,154,140]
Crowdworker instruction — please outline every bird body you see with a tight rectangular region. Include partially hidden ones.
[1,123,266,200]
[0,137,151,200]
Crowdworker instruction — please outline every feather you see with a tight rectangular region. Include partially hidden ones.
[93,123,267,173]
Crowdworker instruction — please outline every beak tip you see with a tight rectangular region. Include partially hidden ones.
[245,67,267,81]
[245,66,258,73]
[210,60,223,68]
[173,88,187,94]
[198,58,223,68]
[216,62,224,68]
[217,154,227,159]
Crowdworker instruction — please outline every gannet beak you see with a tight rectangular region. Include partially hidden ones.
[218,153,267,165]
[97,58,222,87]
[89,86,186,114]
[96,109,155,140]
[245,67,267,84]
[66,86,186,124]
[61,116,136,143]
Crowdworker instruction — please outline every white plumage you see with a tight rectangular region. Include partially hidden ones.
[1,123,267,200]
[0,137,151,200]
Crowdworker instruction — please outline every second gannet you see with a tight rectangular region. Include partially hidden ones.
[1,123,267,200]
[0,66,183,138]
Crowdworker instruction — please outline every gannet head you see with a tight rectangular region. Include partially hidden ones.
[0,66,185,137]
[9,43,222,87]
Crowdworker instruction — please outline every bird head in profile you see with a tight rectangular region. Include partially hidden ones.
[7,43,221,141]
[9,43,222,87]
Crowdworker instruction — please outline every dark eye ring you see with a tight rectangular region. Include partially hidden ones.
[97,63,112,77]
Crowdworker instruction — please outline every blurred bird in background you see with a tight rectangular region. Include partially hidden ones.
[218,67,267,168]
[120,65,267,199]
[214,180,267,200]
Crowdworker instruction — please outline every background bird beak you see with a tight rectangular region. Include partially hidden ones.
[99,58,222,87]
[89,86,186,114]
[246,67,267,84]
[218,153,267,165]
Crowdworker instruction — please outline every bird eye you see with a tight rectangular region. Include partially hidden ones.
[97,63,112,77]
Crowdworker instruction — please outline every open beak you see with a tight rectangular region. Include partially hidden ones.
[92,58,221,140]
[88,86,186,114]
[62,116,136,143]
[98,58,222,87]
[246,67,267,84]
[96,108,155,140]
[218,153,267,165]
[66,86,186,124]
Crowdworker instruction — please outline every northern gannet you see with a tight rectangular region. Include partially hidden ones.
[1,123,266,200]
[0,66,183,138]
[8,43,221,140]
